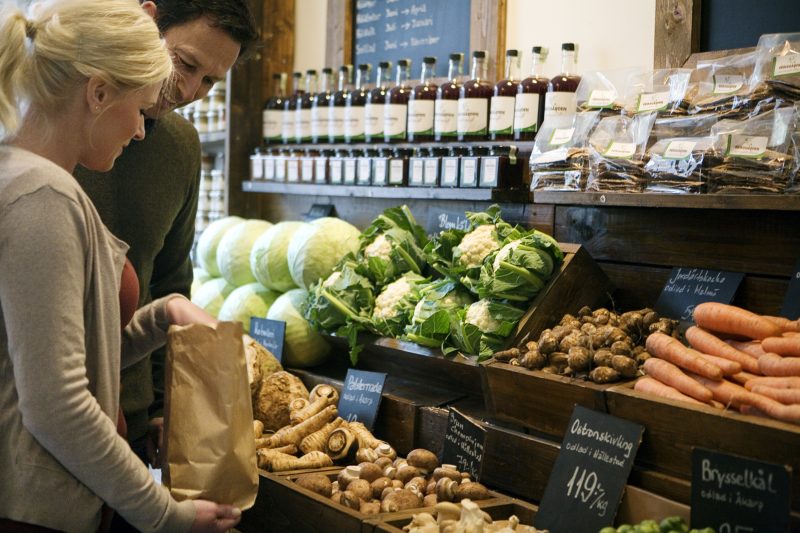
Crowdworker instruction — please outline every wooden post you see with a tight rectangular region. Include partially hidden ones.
[653,0,701,69]
[470,0,507,81]
[326,0,353,69]
[261,0,295,96]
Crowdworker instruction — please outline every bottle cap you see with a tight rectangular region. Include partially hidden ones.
[272,72,282,80]
[322,67,333,74]
[506,49,519,57]
[358,63,371,70]
[532,46,543,54]
[397,59,411,67]
[293,72,302,78]
[423,56,436,64]
[306,69,317,75]
[473,50,486,58]
[449,52,462,61]
[562,43,576,51]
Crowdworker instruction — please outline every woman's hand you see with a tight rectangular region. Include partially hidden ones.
[165,296,218,328]
[189,501,241,533]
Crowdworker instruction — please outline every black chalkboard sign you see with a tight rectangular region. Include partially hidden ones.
[304,203,335,221]
[654,267,744,322]
[535,405,644,533]
[691,448,791,533]
[780,255,800,320]
[426,208,469,235]
[354,0,471,77]
[441,408,486,482]
[249,317,286,363]
[337,369,387,430]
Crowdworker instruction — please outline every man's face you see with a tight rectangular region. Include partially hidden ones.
[147,16,241,118]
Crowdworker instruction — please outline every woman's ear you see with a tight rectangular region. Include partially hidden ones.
[141,1,157,21]
[85,76,114,114]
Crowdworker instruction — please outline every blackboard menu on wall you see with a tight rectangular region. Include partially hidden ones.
[354,0,471,77]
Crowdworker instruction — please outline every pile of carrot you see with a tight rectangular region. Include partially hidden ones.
[635,302,800,425]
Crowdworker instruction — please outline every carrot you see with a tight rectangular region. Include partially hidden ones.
[642,358,713,402]
[739,405,770,419]
[691,373,800,423]
[758,353,800,377]
[744,376,800,390]
[750,385,800,405]
[762,336,800,357]
[689,348,742,376]
[685,326,760,374]
[762,315,800,332]
[693,302,782,340]
[633,376,706,406]
[646,332,723,381]
[726,339,767,358]
[729,371,761,386]
[784,332,800,338]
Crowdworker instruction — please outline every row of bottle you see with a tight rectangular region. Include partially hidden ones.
[262,44,581,145]
[250,145,522,190]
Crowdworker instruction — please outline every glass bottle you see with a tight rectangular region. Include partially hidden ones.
[263,72,286,145]
[457,51,492,141]
[364,61,392,143]
[515,46,549,141]
[295,69,316,143]
[329,65,351,143]
[345,63,371,143]
[544,42,581,122]
[281,72,302,144]
[311,67,334,143]
[490,49,520,141]
[434,53,464,142]
[384,59,412,143]
[407,56,437,143]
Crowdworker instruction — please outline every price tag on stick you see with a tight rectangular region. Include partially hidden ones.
[337,369,386,431]
[691,448,791,533]
[249,318,286,363]
[304,203,335,221]
[441,408,486,482]
[535,405,644,533]
[780,255,800,319]
[654,266,744,323]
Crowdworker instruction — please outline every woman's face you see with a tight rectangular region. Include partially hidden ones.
[81,83,162,171]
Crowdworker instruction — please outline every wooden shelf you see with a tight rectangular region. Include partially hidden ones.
[263,140,536,155]
[241,180,532,202]
[533,190,800,211]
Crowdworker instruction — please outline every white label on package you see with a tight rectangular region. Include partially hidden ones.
[410,159,424,185]
[358,159,371,183]
[636,91,670,112]
[543,91,577,121]
[663,140,697,160]
[344,159,357,184]
[457,98,489,135]
[389,160,405,184]
[434,99,458,137]
[442,159,458,186]
[603,141,637,159]
[534,148,569,164]
[513,93,540,132]
[461,159,477,186]
[726,134,768,158]
[301,159,314,181]
[408,100,435,135]
[364,103,383,137]
[549,127,575,146]
[712,74,744,94]
[587,89,616,108]
[384,103,408,139]
[489,96,515,134]
[773,52,800,77]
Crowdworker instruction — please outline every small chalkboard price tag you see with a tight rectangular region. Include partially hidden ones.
[780,255,800,319]
[535,405,644,533]
[249,318,286,363]
[691,448,791,533]
[653,267,744,322]
[426,209,469,236]
[337,369,387,431]
[304,203,335,221]
[441,408,486,482]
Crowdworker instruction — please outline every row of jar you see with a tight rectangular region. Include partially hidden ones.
[262,44,580,145]
[249,146,523,190]
[180,81,227,134]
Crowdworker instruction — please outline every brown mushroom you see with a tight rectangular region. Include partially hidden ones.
[359,500,381,515]
[395,464,421,484]
[406,449,439,476]
[370,477,392,499]
[435,477,458,502]
[355,447,379,464]
[347,479,372,501]
[423,494,438,507]
[295,473,333,498]
[380,489,422,512]
[337,465,361,490]
[431,466,462,482]
[404,476,427,495]
[338,490,361,510]
[358,462,383,483]
[455,481,490,501]
[374,456,393,470]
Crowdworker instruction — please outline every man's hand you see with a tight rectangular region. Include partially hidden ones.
[146,417,164,468]
[189,501,241,533]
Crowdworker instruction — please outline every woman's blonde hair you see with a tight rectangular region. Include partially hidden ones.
[0,0,173,139]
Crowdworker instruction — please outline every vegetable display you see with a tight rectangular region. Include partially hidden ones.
[287,217,362,290]
[403,499,544,532]
[216,219,272,286]
[250,221,308,292]
[599,516,714,533]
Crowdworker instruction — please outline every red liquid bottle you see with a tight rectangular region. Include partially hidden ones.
[384,59,412,143]
[311,67,333,143]
[407,56,437,143]
[282,72,303,144]
[345,63,371,143]
[515,46,549,141]
[364,61,392,143]
[263,72,286,145]
[544,42,581,123]
[490,49,520,141]
[329,65,351,143]
[434,53,464,142]
[295,69,316,143]
[457,51,492,141]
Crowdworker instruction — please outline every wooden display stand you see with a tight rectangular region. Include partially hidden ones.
[368,499,538,532]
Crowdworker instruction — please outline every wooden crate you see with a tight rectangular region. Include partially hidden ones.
[369,499,536,532]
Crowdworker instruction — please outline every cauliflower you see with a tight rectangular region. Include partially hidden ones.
[322,270,341,288]
[412,287,472,323]
[493,239,522,271]
[456,224,499,268]
[364,233,392,258]
[372,277,412,320]
[465,299,502,333]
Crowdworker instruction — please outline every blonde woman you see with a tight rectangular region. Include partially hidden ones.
[0,1,240,532]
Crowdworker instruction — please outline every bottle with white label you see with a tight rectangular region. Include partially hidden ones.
[515,46,549,141]
[295,69,316,143]
[458,50,492,141]
[408,56,437,143]
[364,61,392,143]
[434,53,464,142]
[344,63,371,143]
[263,72,286,145]
[311,68,333,143]
[329,65,351,143]
[490,49,520,141]
[544,43,580,122]
[384,59,412,143]
[282,72,303,144]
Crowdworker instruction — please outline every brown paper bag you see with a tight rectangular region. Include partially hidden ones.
[163,321,258,509]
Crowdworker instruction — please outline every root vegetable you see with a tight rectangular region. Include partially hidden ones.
[689,349,742,376]
[762,336,800,357]
[750,385,800,405]
[309,383,340,405]
[494,347,520,362]
[729,371,761,386]
[567,346,591,372]
[693,302,782,340]
[254,371,309,431]
[611,355,638,378]
[258,450,333,472]
[593,349,613,368]
[744,376,800,389]
[298,417,345,454]
[296,473,333,497]
[520,350,546,370]
[326,427,359,463]
[265,404,338,448]
[290,395,332,425]
[634,377,706,406]
[763,315,800,332]
[726,339,767,358]
[253,420,264,439]
[685,326,760,374]
[691,373,800,423]
[589,366,620,383]
[758,353,800,377]
[349,421,382,449]
[646,332,723,381]
[642,358,713,403]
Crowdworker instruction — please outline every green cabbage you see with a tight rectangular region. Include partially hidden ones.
[266,289,330,368]
[196,216,244,276]
[216,219,272,287]
[287,217,361,290]
[218,282,280,333]
[250,221,307,292]
[191,267,212,299]
[190,277,236,317]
